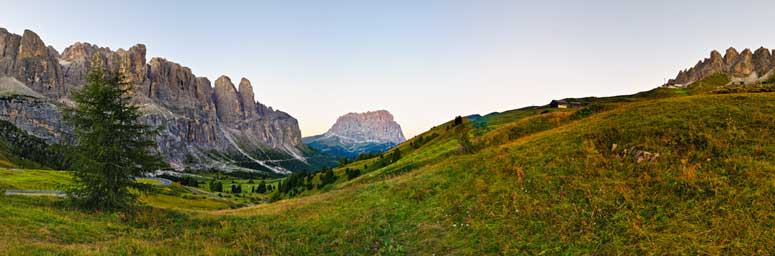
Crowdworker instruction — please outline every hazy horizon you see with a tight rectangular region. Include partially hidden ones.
[3,0,775,138]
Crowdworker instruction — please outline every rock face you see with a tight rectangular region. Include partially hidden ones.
[214,76,242,126]
[304,110,405,159]
[60,42,148,89]
[0,29,64,98]
[0,27,306,174]
[666,46,775,87]
[238,78,258,119]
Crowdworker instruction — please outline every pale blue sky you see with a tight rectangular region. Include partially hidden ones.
[2,0,774,137]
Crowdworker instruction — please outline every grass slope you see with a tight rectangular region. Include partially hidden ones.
[0,91,773,254]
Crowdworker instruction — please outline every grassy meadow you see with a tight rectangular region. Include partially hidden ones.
[0,87,774,254]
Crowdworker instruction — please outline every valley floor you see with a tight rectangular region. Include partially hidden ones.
[1,92,774,255]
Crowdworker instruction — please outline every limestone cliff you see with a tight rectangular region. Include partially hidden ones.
[0,27,305,174]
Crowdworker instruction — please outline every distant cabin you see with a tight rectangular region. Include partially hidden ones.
[550,100,582,109]
[550,100,568,108]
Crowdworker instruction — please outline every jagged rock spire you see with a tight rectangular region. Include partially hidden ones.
[238,78,258,119]
[667,46,775,86]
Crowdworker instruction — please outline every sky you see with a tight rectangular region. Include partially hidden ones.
[2,0,775,138]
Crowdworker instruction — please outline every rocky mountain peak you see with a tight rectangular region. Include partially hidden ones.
[753,47,772,74]
[238,78,257,118]
[214,75,242,126]
[327,110,405,144]
[732,48,754,76]
[666,46,775,87]
[724,47,739,65]
[710,50,722,62]
[61,42,102,60]
[60,41,147,87]
[18,30,48,59]
[0,28,63,98]
[304,110,405,159]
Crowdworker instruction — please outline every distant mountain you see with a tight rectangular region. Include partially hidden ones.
[304,110,405,159]
[666,47,775,87]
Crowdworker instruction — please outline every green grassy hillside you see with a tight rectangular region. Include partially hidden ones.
[0,91,773,254]
[0,120,63,169]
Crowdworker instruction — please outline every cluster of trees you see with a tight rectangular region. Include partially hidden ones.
[353,152,381,161]
[272,169,336,197]
[158,174,200,187]
[230,184,242,193]
[345,168,361,180]
[181,146,405,199]
[277,172,308,194]
[338,157,351,166]
[210,179,281,194]
[454,115,464,126]
[252,180,268,193]
[319,169,338,187]
[409,133,438,149]
[377,148,402,167]
[446,115,465,131]
[209,180,224,192]
[225,170,271,180]
[204,178,284,194]
[0,120,68,169]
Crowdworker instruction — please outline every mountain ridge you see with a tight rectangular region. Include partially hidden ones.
[0,27,308,174]
[666,46,775,87]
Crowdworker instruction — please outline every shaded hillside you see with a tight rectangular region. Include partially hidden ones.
[0,119,63,169]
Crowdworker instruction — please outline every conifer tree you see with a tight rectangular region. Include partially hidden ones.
[257,180,267,193]
[64,60,165,210]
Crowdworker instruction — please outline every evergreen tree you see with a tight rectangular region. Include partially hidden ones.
[454,115,463,126]
[346,168,361,180]
[338,157,349,167]
[210,180,223,192]
[390,148,402,163]
[257,180,267,193]
[320,169,338,187]
[64,60,164,210]
[230,184,242,193]
[305,177,314,190]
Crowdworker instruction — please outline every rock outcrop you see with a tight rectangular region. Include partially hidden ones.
[328,110,405,144]
[304,110,405,159]
[666,46,775,87]
[214,76,242,126]
[238,78,258,119]
[0,29,64,98]
[0,27,306,174]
